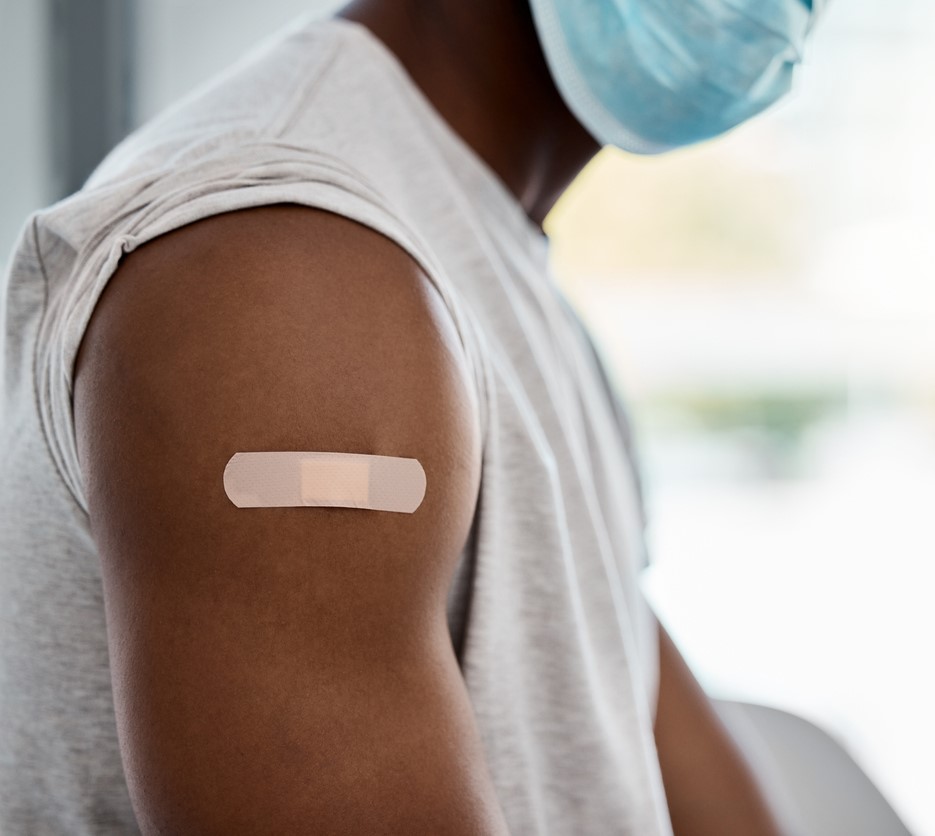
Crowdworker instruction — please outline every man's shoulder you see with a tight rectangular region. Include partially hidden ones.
[74,204,482,500]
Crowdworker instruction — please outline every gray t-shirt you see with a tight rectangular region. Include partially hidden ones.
[0,16,671,835]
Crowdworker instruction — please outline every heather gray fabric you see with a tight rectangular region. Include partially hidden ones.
[0,17,672,835]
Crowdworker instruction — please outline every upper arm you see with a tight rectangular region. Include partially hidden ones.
[654,620,785,836]
[74,205,505,835]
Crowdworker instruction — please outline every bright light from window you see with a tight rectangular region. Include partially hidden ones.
[546,1,935,833]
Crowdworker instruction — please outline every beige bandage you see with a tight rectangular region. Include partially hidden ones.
[223,452,426,513]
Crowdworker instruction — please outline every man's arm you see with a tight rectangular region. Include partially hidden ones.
[74,205,509,835]
[654,619,786,835]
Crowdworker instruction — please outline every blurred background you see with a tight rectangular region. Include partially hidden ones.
[2,0,932,832]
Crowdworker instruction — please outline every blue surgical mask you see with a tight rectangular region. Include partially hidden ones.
[528,0,825,153]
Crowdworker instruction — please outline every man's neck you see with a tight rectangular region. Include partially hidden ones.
[338,0,601,227]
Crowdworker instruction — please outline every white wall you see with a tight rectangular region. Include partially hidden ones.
[134,0,342,122]
[0,0,53,261]
[0,0,343,262]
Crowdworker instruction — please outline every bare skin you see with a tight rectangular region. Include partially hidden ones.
[339,0,599,227]
[654,625,787,835]
[76,207,509,834]
[74,0,786,833]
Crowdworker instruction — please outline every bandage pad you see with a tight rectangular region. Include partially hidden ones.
[223,452,426,513]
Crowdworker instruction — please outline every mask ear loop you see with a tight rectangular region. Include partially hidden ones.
[223,452,427,513]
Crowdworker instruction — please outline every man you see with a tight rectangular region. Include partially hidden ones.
[0,0,818,832]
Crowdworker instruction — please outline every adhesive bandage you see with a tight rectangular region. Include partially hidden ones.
[223,452,426,513]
